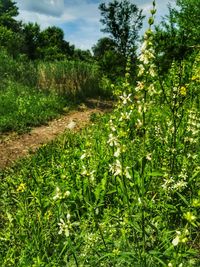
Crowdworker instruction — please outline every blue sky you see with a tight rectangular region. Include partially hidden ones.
[16,0,176,50]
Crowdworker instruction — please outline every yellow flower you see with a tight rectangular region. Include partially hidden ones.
[191,75,199,81]
[16,183,26,193]
[180,86,187,96]
[184,211,196,223]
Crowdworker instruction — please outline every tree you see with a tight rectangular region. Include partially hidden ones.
[99,0,144,57]
[92,37,125,80]
[92,37,116,59]
[22,23,41,60]
[0,0,21,31]
[175,0,200,46]
[39,26,74,60]
[154,0,200,74]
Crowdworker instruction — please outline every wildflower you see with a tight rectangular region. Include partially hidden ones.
[80,152,86,160]
[109,160,122,176]
[184,211,196,223]
[63,190,70,198]
[172,231,181,246]
[119,93,132,105]
[53,187,70,201]
[146,153,152,161]
[173,180,187,191]
[138,64,145,76]
[114,147,121,158]
[179,86,187,96]
[107,133,118,147]
[124,166,132,179]
[135,81,145,92]
[53,186,62,201]
[16,183,26,193]
[58,218,70,237]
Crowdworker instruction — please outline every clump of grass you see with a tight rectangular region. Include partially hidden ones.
[38,60,102,98]
[0,81,69,133]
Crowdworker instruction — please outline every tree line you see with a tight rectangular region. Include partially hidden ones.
[0,0,199,78]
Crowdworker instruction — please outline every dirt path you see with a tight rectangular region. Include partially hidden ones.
[0,99,112,169]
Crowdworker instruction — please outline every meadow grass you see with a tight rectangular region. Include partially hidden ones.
[0,10,200,266]
[0,81,70,133]
[37,60,104,98]
[0,50,105,134]
[0,50,199,266]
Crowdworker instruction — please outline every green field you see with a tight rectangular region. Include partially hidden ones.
[0,0,200,266]
[1,50,200,266]
[0,49,104,134]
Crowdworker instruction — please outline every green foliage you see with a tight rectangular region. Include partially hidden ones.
[0,81,68,133]
[154,0,200,74]
[0,25,23,57]
[0,49,37,86]
[37,60,102,98]
[1,12,200,265]
[99,0,144,57]
[0,0,21,31]
[92,37,116,59]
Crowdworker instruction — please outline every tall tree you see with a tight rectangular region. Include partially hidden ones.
[99,0,144,57]
[154,0,200,73]
[39,26,74,60]
[92,37,116,59]
[0,0,21,31]
[22,22,41,60]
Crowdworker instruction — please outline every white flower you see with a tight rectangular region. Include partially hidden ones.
[80,153,86,160]
[114,147,121,158]
[146,153,152,161]
[135,81,145,92]
[58,218,69,237]
[119,93,132,105]
[53,187,62,201]
[107,133,118,147]
[138,64,145,76]
[63,191,70,198]
[109,160,122,176]
[172,231,181,246]
[125,166,132,179]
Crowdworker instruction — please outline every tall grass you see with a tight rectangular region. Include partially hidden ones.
[0,50,106,133]
[38,60,102,98]
[0,33,200,267]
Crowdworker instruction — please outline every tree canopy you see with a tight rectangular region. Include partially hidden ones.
[99,0,144,57]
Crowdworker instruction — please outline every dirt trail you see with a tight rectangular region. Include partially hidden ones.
[0,99,112,169]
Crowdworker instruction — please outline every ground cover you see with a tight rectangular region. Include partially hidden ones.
[0,51,200,266]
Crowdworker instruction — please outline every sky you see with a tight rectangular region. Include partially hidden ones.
[16,0,176,51]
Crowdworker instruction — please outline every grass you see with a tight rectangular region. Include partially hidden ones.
[0,81,70,133]
[37,60,103,98]
[0,50,106,134]
[0,51,200,266]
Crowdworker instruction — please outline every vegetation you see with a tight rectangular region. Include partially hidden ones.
[154,0,200,74]
[0,0,200,266]
[0,49,102,133]
[1,2,200,267]
[95,0,144,79]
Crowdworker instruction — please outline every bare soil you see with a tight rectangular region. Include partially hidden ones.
[0,99,113,169]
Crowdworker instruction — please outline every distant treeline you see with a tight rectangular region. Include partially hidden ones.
[0,0,200,79]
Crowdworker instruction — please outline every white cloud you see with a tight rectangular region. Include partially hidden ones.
[17,0,65,17]
[15,0,176,50]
